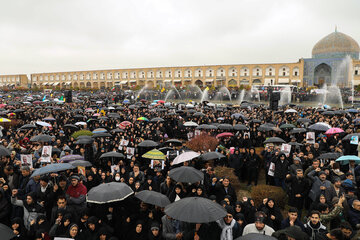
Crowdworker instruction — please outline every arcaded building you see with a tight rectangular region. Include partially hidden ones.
[1,30,360,90]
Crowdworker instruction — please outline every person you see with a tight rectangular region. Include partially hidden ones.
[242,211,275,236]
[347,199,360,229]
[339,222,356,240]
[325,177,345,204]
[148,222,163,240]
[315,228,344,240]
[280,207,304,231]
[286,169,309,216]
[216,206,241,240]
[161,214,185,240]
[65,174,87,213]
[273,153,290,190]
[303,210,327,240]
[308,169,332,204]
[260,198,283,231]
[0,188,10,225]
[215,177,237,205]
[50,195,75,225]
[245,147,260,186]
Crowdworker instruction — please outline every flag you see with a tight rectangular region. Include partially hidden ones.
[42,95,46,101]
[50,94,53,97]
[100,109,106,116]
[111,87,115,91]
[59,96,64,101]
[161,88,165,93]
[205,87,209,91]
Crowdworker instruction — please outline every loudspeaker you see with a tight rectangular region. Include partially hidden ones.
[270,100,278,110]
[65,91,72,103]
[270,92,280,101]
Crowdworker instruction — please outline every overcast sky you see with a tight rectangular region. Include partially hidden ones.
[0,0,359,75]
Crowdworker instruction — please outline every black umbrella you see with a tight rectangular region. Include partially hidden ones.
[201,152,226,161]
[108,113,121,119]
[87,182,134,204]
[75,138,94,145]
[30,134,53,143]
[64,124,79,130]
[322,111,335,116]
[233,124,249,131]
[70,160,92,167]
[20,124,37,130]
[169,166,204,183]
[289,128,306,134]
[235,233,277,240]
[158,147,173,153]
[0,223,15,240]
[250,119,261,123]
[150,117,164,122]
[100,152,125,159]
[13,109,25,113]
[318,152,342,160]
[193,112,205,117]
[218,124,233,130]
[165,139,182,146]
[297,118,311,123]
[308,122,331,132]
[272,226,309,240]
[196,124,217,130]
[258,123,277,132]
[138,140,159,148]
[31,163,75,177]
[164,197,226,223]
[110,128,124,133]
[0,146,11,157]
[343,133,360,141]
[263,137,286,144]
[135,190,170,207]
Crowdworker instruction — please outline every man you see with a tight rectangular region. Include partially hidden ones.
[348,199,360,229]
[216,206,241,240]
[65,174,87,213]
[129,164,145,185]
[242,211,275,236]
[162,214,186,240]
[273,153,290,190]
[325,177,345,204]
[340,222,356,240]
[280,207,304,230]
[286,169,309,216]
[50,195,75,225]
[308,169,332,203]
[315,228,344,240]
[303,210,327,240]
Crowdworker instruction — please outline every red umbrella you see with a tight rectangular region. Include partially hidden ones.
[158,100,165,104]
[325,127,344,136]
[0,104,6,108]
[216,132,234,138]
[119,121,132,129]
[33,101,42,104]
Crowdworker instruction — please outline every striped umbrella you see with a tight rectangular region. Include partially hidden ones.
[142,149,166,160]
[137,117,149,121]
[92,128,108,133]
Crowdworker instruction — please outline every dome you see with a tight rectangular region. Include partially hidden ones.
[312,30,360,59]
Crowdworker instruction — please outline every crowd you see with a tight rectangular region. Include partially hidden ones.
[0,90,359,240]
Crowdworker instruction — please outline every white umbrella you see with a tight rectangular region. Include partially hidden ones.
[75,121,87,126]
[173,151,200,165]
[96,101,103,104]
[184,121,199,127]
[285,109,297,113]
[108,106,115,110]
[36,121,52,127]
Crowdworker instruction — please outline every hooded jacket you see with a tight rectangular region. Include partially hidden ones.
[303,221,327,240]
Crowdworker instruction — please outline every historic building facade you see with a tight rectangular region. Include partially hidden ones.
[1,30,360,90]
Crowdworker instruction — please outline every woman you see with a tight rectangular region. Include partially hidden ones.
[260,198,283,231]
[11,217,28,240]
[49,213,72,237]
[66,223,83,240]
[127,220,146,240]
[168,184,185,202]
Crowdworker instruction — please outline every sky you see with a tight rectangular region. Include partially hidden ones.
[0,0,359,75]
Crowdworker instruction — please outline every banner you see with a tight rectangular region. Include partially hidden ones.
[41,146,52,163]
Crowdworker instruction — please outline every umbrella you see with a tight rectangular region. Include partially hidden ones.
[60,154,85,162]
[258,123,277,131]
[137,117,149,121]
[297,118,311,123]
[289,128,306,134]
[193,112,205,117]
[263,137,285,144]
[75,138,94,145]
[184,121,199,127]
[92,132,112,138]
[36,121,52,127]
[173,151,200,165]
[64,124,78,129]
[271,226,309,240]
[31,163,75,177]
[135,190,170,207]
[20,124,37,130]
[75,121,87,126]
[158,147,173,153]
[235,233,277,240]
[218,124,233,130]
[119,121,132,129]
[142,149,166,160]
[318,152,342,160]
[279,124,296,129]
[0,146,11,157]
[138,140,159,148]
[325,128,344,135]
[216,132,234,138]
[0,223,15,240]
[108,113,121,119]
[164,139,182,146]
[287,142,303,147]
[343,133,360,141]
[92,128,108,133]
[43,116,56,121]
[30,134,52,142]
[169,166,204,183]
[196,124,217,130]
[123,99,130,104]
[0,118,11,123]
[201,152,226,161]
[336,155,360,165]
[70,160,92,167]
[87,182,133,204]
[110,128,124,133]
[100,152,125,159]
[231,113,246,119]
[285,109,297,113]
[322,111,335,116]
[164,197,226,223]
[234,124,249,131]
[150,117,165,122]
[308,122,331,131]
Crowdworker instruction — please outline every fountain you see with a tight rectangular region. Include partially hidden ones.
[213,86,232,102]
[279,85,292,106]
[238,89,246,104]
[164,85,182,101]
[135,85,150,100]
[186,85,203,101]
[323,85,343,109]
[250,86,261,102]
[201,87,209,103]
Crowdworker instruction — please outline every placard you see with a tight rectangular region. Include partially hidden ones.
[351,136,359,145]
[306,132,315,145]
[120,139,129,146]
[268,162,275,176]
[20,154,33,168]
[41,146,52,163]
[281,143,291,157]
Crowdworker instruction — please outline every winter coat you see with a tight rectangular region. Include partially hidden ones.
[11,195,45,230]
[303,221,327,240]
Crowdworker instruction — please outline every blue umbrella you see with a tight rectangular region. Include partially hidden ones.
[123,99,130,104]
[31,163,75,177]
[336,155,360,165]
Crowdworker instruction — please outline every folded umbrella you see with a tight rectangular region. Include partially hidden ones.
[135,190,170,207]
[87,182,133,204]
[31,163,75,178]
[173,151,200,165]
[169,166,204,183]
[164,197,226,223]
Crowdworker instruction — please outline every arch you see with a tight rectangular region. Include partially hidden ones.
[61,82,66,89]
[156,70,163,78]
[139,71,145,79]
[195,80,203,87]
[279,66,290,76]
[146,81,154,88]
[216,67,225,77]
[240,67,249,77]
[194,68,203,78]
[314,63,332,86]
[206,68,214,77]
[228,79,237,87]
[185,69,192,78]
[293,67,300,77]
[240,79,250,85]
[252,66,262,77]
[80,82,85,88]
[93,82,99,89]
[107,82,113,88]
[265,66,274,76]
[175,69,182,78]
[228,67,237,77]
[252,79,262,85]
[33,83,37,87]
[130,71,137,79]
[73,82,78,88]
[86,82,92,88]
[100,82,106,89]
[147,71,154,79]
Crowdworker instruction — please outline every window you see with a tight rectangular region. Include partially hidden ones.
[50,75,54,81]
[114,72,120,79]
[195,69,202,77]
[107,72,113,80]
[56,75,60,81]
[156,70,163,78]
[165,70,172,78]
[100,73,105,80]
[147,71,154,78]
[68,74,72,80]
[294,72,298,76]
[122,72,128,79]
[139,71,145,78]
[33,76,37,81]
[176,70,181,78]
[86,73,91,80]
[93,73,98,80]
[62,75,66,81]
[73,74,78,80]
[44,75,48,81]
[131,71,136,79]
[39,76,43,81]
